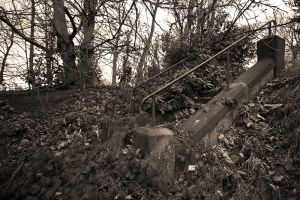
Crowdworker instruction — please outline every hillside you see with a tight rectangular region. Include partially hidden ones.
[0,70,299,200]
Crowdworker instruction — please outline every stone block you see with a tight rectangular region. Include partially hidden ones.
[133,127,173,155]
[257,35,285,77]
[147,135,175,193]
[133,127,175,193]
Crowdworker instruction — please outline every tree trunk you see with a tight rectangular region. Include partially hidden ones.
[29,0,35,86]
[172,3,184,41]
[183,0,196,43]
[79,0,98,87]
[112,36,120,86]
[43,2,54,86]
[207,0,217,34]
[119,31,132,85]
[196,0,205,41]
[45,29,54,86]
[0,32,14,84]
[53,0,78,85]
[136,0,159,85]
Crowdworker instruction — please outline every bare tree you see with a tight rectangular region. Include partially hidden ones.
[0,0,102,86]
[28,0,36,85]
[278,20,300,67]
[112,35,120,86]
[119,30,133,85]
[0,25,14,84]
[78,0,99,86]
[136,0,160,84]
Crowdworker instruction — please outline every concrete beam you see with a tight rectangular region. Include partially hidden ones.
[183,82,248,147]
[234,58,275,97]
[182,57,275,152]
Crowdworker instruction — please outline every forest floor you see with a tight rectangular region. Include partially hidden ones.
[0,69,299,200]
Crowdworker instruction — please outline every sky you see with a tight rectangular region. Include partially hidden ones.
[238,0,292,24]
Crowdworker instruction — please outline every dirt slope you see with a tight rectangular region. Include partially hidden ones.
[0,71,299,200]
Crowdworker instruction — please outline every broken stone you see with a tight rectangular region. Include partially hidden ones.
[222,152,234,164]
[133,127,174,155]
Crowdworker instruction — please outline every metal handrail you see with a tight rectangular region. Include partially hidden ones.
[141,20,276,125]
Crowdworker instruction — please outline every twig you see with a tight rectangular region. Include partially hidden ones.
[1,159,24,195]
[97,180,120,190]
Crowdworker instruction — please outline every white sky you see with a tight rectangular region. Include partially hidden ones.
[237,0,292,24]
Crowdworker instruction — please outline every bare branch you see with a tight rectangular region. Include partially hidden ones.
[94,0,136,49]
[0,12,48,52]
[64,6,77,39]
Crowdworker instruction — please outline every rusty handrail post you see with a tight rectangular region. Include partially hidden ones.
[268,20,277,36]
[273,20,277,35]
[151,97,156,126]
[268,21,272,36]
[226,50,230,90]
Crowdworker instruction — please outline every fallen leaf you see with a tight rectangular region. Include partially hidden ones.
[122,148,129,155]
[218,134,224,140]
[187,165,197,172]
[273,175,284,182]
[126,195,133,200]
[222,152,234,164]
[57,141,67,150]
[216,190,223,197]
[248,103,255,107]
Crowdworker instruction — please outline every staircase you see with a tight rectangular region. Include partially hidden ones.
[130,20,286,193]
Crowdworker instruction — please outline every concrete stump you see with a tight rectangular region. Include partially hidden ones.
[133,127,175,193]
[257,35,285,77]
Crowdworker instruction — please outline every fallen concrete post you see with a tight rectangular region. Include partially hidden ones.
[234,58,274,97]
[181,59,275,152]
[181,34,285,152]
[183,82,249,151]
